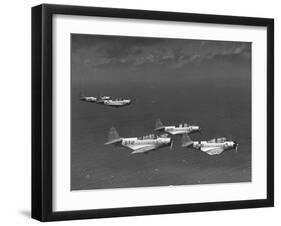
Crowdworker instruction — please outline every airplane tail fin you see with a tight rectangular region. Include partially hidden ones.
[104,127,122,145]
[155,119,165,131]
[79,90,85,100]
[181,134,193,147]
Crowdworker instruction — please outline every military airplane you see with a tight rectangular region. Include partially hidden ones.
[104,127,173,154]
[80,95,110,103]
[181,134,238,155]
[102,98,132,107]
[80,96,97,102]
[80,95,131,107]
[154,119,200,135]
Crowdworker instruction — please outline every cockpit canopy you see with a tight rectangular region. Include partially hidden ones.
[111,98,129,101]
[178,123,190,127]
[100,96,111,100]
[138,134,156,140]
[207,137,227,143]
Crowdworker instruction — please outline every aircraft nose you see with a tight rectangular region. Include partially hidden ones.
[194,126,199,131]
[233,141,239,152]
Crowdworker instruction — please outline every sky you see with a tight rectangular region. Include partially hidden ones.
[71,34,251,86]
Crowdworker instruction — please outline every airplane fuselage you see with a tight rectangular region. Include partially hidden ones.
[192,141,236,151]
[103,99,131,107]
[120,136,171,154]
[122,137,170,146]
[163,126,199,135]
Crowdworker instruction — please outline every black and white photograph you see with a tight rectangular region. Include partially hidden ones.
[71,34,252,190]
[30,3,274,222]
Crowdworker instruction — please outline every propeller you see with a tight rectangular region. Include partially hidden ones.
[227,134,238,153]
[234,141,239,152]
[170,139,174,150]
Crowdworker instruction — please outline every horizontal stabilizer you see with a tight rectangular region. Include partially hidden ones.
[104,138,122,145]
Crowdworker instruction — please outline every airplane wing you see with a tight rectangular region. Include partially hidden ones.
[130,145,156,154]
[166,130,180,135]
[103,101,125,107]
[201,147,224,155]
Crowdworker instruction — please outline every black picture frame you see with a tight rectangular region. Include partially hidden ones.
[32,4,274,222]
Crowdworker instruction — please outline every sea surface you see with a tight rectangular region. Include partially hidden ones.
[71,62,251,190]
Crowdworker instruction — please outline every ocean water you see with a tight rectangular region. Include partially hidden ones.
[71,62,251,190]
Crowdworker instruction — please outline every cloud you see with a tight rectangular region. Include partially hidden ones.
[72,34,251,70]
[207,43,251,62]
